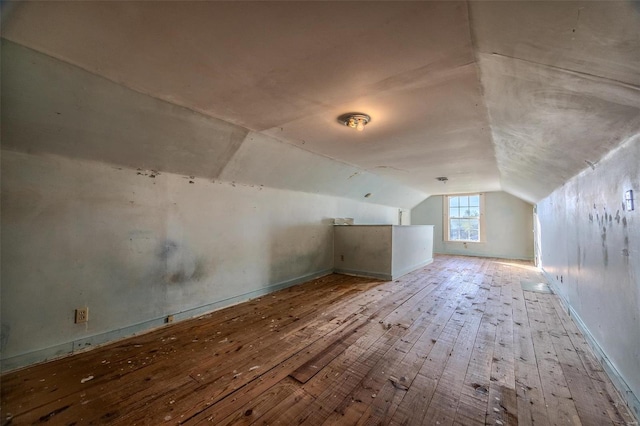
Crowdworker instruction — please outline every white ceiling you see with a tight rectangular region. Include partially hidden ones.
[3,1,639,204]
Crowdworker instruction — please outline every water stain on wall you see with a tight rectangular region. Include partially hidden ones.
[591,204,632,267]
[158,241,178,260]
[622,233,630,264]
[157,240,208,284]
[577,246,581,271]
[168,259,207,284]
[601,226,608,267]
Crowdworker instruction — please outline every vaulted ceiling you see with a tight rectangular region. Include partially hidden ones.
[2,1,639,206]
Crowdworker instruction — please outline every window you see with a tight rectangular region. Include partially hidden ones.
[444,194,484,242]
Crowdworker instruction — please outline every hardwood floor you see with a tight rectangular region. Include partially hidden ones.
[1,255,634,425]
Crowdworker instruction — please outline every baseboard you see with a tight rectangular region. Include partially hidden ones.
[1,268,333,373]
[436,250,533,261]
[542,270,640,422]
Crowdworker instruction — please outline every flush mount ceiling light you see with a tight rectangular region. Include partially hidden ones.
[436,177,449,183]
[338,113,371,132]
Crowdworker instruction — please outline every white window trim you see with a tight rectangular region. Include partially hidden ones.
[443,193,486,243]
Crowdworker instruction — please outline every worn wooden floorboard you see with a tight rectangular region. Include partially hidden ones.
[546,296,635,426]
[1,256,634,426]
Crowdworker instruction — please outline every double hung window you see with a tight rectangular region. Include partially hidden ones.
[444,194,484,242]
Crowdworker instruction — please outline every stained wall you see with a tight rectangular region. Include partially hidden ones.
[537,136,640,416]
[0,40,413,370]
[1,151,399,370]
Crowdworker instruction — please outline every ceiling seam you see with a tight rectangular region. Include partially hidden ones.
[487,52,640,92]
[464,0,505,193]
[0,38,254,131]
[1,38,428,198]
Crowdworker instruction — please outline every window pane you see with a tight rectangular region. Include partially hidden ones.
[449,220,460,240]
[469,230,479,241]
[469,195,479,207]
[450,219,460,240]
[450,207,459,218]
[459,220,469,240]
[450,196,459,208]
[469,208,480,217]
[471,219,479,230]
[458,196,469,207]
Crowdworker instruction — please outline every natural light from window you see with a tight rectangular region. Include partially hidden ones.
[447,194,481,242]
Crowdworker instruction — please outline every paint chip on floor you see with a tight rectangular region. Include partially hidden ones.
[80,375,94,383]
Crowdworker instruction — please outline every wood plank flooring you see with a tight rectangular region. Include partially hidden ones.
[1,255,635,425]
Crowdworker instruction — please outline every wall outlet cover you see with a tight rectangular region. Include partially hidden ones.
[75,307,88,324]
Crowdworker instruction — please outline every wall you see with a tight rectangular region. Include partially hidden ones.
[333,225,434,280]
[391,226,434,279]
[0,38,427,370]
[0,150,399,370]
[411,191,534,260]
[537,136,640,417]
[333,226,393,280]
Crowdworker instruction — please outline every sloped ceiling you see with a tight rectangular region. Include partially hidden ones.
[470,1,640,202]
[2,1,639,205]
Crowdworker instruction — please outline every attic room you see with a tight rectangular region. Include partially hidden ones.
[1,1,638,424]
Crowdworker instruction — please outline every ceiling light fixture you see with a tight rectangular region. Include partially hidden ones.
[338,113,371,132]
[436,177,448,183]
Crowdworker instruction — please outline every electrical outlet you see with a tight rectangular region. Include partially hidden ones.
[166,315,174,323]
[75,307,88,324]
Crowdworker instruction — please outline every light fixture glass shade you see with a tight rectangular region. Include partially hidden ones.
[338,113,371,132]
